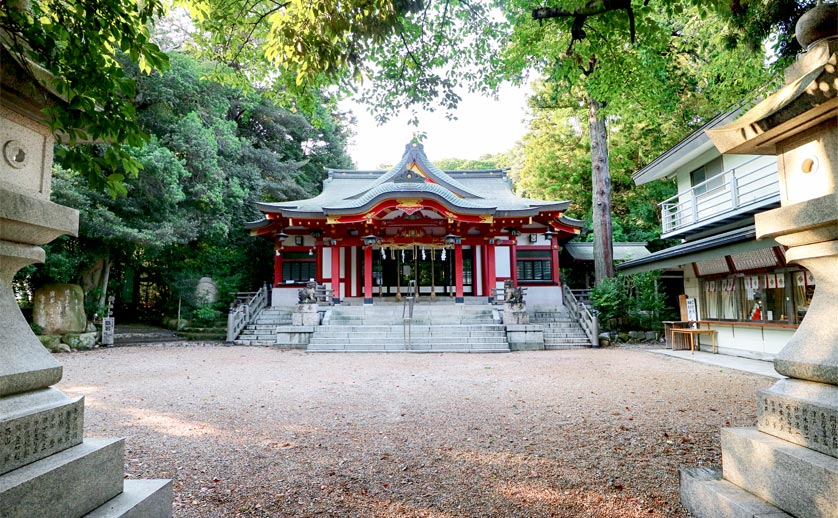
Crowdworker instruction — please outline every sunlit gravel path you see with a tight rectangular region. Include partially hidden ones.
[56,345,772,517]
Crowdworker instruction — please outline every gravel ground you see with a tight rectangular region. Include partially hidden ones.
[56,345,774,518]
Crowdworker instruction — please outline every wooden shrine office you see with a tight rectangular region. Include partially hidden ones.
[247,142,583,306]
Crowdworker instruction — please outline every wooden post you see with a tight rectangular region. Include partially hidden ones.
[678,294,689,321]
[396,248,402,301]
[455,242,464,304]
[331,245,340,304]
[486,242,496,303]
[510,239,518,287]
[430,248,436,299]
[364,245,373,305]
[273,250,282,287]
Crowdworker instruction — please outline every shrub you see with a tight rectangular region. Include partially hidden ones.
[591,272,673,332]
[192,304,222,326]
[589,276,628,324]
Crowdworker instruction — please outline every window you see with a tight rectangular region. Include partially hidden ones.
[516,250,552,282]
[690,157,724,196]
[281,252,316,283]
[700,269,814,324]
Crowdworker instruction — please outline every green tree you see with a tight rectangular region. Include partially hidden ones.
[22,52,353,320]
[173,0,807,285]
[1,0,169,194]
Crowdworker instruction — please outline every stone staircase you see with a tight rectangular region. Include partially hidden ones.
[530,307,592,349]
[308,304,509,352]
[234,307,293,346]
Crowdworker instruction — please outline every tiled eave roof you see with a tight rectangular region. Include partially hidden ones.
[249,140,582,230]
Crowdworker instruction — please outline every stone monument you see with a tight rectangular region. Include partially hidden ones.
[0,42,171,516]
[502,279,529,325]
[293,281,321,326]
[680,4,838,517]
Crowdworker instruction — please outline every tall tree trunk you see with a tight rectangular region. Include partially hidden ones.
[588,96,615,282]
[97,256,112,310]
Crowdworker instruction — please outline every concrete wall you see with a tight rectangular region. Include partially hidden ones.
[272,287,298,307]
[526,286,562,306]
[495,246,510,278]
[698,323,795,361]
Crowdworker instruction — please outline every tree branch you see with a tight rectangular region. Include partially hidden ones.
[533,0,636,47]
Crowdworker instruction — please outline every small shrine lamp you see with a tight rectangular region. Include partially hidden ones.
[444,234,461,245]
[544,228,557,242]
[275,231,289,255]
[363,235,380,246]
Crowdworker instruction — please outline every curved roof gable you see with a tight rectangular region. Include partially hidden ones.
[251,140,581,225]
[346,141,482,200]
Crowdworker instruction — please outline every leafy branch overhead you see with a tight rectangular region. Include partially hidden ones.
[0,0,170,195]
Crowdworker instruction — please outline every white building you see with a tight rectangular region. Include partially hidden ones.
[618,110,815,360]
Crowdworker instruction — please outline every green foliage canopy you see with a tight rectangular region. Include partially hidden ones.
[21,52,353,319]
[1,0,169,194]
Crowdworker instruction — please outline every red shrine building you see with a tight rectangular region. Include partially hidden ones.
[247,141,583,306]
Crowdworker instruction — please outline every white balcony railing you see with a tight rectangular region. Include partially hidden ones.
[659,156,779,235]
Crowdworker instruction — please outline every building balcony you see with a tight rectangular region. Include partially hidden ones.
[659,156,779,238]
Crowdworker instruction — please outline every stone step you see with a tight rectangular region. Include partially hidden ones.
[0,438,124,518]
[83,479,172,518]
[238,334,281,340]
[320,324,506,331]
[545,344,591,350]
[243,325,290,331]
[680,467,792,518]
[311,336,507,344]
[309,338,510,346]
[310,326,505,338]
[310,335,507,341]
[531,323,580,328]
[721,427,838,518]
[329,320,498,326]
[234,339,277,346]
[307,343,510,352]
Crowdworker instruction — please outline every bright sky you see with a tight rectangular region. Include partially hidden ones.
[341,84,532,169]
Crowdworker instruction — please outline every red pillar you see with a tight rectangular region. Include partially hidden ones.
[551,242,561,286]
[454,242,464,304]
[331,245,341,304]
[364,246,373,305]
[486,242,496,303]
[315,244,323,284]
[510,240,518,287]
[273,250,282,287]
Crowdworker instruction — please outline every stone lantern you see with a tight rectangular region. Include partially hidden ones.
[0,43,171,516]
[680,3,837,517]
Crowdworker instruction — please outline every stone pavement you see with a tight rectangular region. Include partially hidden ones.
[649,349,784,379]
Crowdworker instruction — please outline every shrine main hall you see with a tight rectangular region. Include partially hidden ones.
[247,142,582,306]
